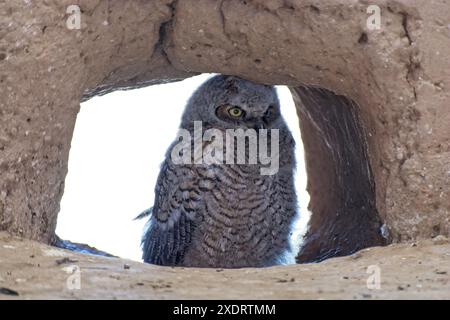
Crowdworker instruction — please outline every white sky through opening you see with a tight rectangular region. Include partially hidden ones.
[56,74,310,262]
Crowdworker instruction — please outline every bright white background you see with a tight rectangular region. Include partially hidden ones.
[56,74,310,262]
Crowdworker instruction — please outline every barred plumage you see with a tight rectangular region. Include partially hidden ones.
[141,75,297,268]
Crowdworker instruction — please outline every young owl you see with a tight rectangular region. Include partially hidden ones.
[140,75,297,268]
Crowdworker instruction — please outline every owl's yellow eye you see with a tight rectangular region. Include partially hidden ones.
[228,107,243,117]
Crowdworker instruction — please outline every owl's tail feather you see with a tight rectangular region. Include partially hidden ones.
[134,207,153,220]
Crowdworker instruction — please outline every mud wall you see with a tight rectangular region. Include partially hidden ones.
[1,0,449,261]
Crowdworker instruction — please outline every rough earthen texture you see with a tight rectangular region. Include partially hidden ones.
[1,232,449,299]
[293,87,386,263]
[1,0,450,263]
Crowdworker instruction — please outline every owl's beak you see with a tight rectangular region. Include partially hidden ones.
[253,120,266,130]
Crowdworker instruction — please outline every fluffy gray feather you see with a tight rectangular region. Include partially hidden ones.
[141,75,297,268]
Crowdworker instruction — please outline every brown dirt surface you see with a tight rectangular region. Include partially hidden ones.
[1,232,449,299]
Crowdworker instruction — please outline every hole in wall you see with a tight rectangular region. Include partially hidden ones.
[55,74,311,264]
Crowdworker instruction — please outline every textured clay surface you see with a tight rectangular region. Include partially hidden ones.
[0,232,449,299]
[1,1,450,263]
[293,87,386,262]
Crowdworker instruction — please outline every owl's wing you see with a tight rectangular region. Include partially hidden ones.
[141,160,200,266]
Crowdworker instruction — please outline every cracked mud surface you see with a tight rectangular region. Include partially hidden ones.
[0,232,449,299]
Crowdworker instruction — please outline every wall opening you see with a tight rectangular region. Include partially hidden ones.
[55,74,310,264]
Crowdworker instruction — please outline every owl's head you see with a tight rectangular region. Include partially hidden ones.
[182,75,282,130]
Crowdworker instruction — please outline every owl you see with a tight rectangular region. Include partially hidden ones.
[140,75,297,268]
